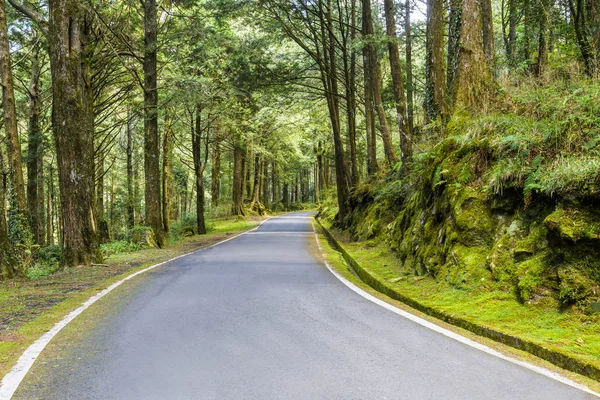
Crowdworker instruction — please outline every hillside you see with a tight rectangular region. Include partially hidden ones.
[322,79,600,314]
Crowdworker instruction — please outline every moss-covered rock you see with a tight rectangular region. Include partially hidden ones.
[544,207,600,243]
[514,251,552,303]
[557,266,594,308]
[450,186,494,246]
[487,234,515,286]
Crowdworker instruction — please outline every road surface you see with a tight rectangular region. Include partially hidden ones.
[12,212,597,399]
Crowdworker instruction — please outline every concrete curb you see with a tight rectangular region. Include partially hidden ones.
[315,217,600,383]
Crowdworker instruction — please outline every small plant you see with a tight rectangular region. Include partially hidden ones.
[100,240,145,258]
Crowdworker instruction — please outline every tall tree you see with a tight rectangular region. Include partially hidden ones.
[49,1,98,265]
[384,0,412,174]
[405,0,415,132]
[0,0,27,215]
[450,0,495,110]
[26,43,45,246]
[426,0,447,123]
[363,0,397,166]
[144,0,165,246]
[192,105,210,234]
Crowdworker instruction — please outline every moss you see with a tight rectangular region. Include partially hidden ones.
[557,266,593,308]
[487,234,515,286]
[544,207,600,243]
[442,244,490,290]
[514,222,548,261]
[449,186,494,246]
[515,251,552,302]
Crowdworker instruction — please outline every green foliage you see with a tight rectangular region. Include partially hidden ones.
[100,241,145,258]
[26,245,63,280]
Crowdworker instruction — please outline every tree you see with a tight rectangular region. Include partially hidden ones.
[449,0,495,111]
[143,0,165,246]
[426,0,446,123]
[0,0,28,229]
[363,0,397,166]
[384,0,412,174]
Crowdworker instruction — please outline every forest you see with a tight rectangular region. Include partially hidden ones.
[0,0,599,317]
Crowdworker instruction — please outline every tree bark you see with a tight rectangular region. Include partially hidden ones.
[192,105,208,234]
[384,0,412,175]
[0,150,14,278]
[162,109,173,234]
[144,0,164,246]
[232,134,245,216]
[363,0,397,166]
[49,1,98,266]
[126,109,135,229]
[211,129,221,207]
[405,0,415,133]
[426,0,447,123]
[450,0,495,111]
[535,0,549,76]
[446,0,462,96]
[27,44,45,246]
[481,0,495,71]
[0,0,27,215]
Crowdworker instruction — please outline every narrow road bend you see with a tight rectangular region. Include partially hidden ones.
[12,212,597,399]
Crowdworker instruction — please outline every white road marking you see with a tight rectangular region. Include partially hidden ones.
[310,218,600,398]
[0,218,271,400]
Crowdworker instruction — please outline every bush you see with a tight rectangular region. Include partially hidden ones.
[27,245,63,280]
[170,215,199,239]
[100,240,145,258]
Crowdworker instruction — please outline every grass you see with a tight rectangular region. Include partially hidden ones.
[318,219,600,374]
[0,216,264,379]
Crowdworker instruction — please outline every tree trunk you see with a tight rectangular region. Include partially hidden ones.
[405,0,415,133]
[342,0,359,185]
[450,0,495,111]
[211,132,221,207]
[481,0,495,71]
[46,161,54,246]
[162,109,173,234]
[363,0,397,166]
[314,163,320,204]
[283,182,290,209]
[262,160,270,208]
[0,151,14,279]
[427,0,447,124]
[144,0,164,247]
[567,0,594,76]
[384,0,412,175]
[232,135,245,216]
[446,0,463,96]
[503,0,518,68]
[49,1,98,266]
[535,0,549,76]
[96,150,109,243]
[0,0,27,215]
[27,44,45,246]
[192,105,208,234]
[362,7,378,175]
[126,109,135,229]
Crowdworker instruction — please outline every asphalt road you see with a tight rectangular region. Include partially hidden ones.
[13,212,597,399]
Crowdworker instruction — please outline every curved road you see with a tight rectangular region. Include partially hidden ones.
[12,212,597,399]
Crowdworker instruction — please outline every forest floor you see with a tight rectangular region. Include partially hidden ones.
[315,219,600,391]
[0,216,267,379]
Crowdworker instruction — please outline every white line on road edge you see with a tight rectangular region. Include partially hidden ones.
[311,219,600,398]
[0,217,272,400]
